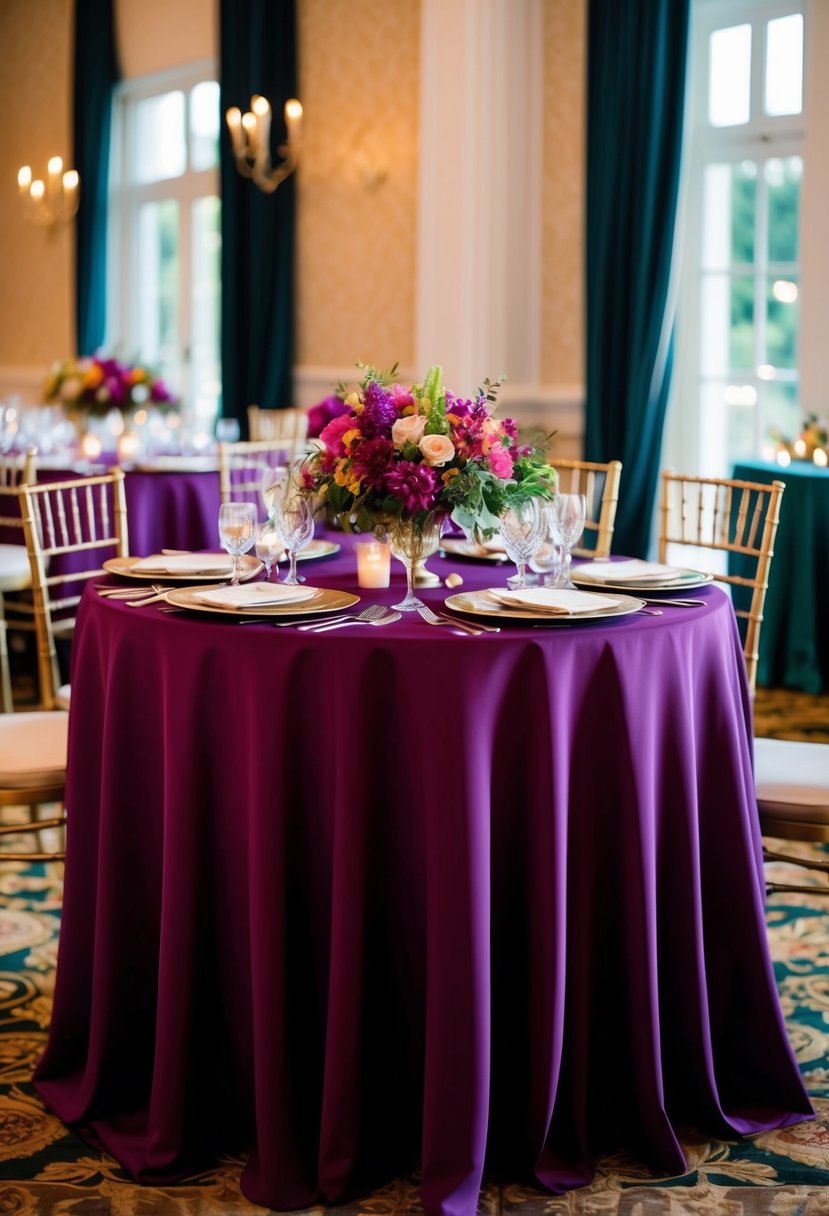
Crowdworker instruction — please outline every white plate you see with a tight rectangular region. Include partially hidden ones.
[297,539,340,561]
[572,567,714,594]
[166,585,360,618]
[440,538,509,562]
[128,456,219,473]
[103,554,262,583]
[444,589,646,624]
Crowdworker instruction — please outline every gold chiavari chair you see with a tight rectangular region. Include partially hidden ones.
[247,405,309,460]
[658,469,829,896]
[0,446,37,712]
[553,458,622,559]
[218,439,295,507]
[19,468,129,713]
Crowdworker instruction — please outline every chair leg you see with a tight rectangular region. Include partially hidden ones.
[764,846,829,873]
[0,609,13,713]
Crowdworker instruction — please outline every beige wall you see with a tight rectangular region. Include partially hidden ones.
[295,0,420,372]
[116,0,216,79]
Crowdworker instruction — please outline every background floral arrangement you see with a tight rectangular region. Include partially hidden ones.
[769,413,829,464]
[302,362,556,537]
[44,354,177,418]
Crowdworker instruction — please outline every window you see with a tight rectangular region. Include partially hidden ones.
[671,1,806,478]
[107,64,221,432]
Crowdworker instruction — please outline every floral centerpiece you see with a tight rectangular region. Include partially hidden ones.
[44,354,178,420]
[302,362,556,538]
[769,413,829,467]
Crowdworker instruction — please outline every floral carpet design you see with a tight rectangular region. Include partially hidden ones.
[2,689,829,1215]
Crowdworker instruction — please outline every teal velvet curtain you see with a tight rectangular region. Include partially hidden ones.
[73,0,120,356]
[584,0,690,557]
[220,0,298,432]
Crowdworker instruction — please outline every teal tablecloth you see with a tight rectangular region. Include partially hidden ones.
[732,459,829,693]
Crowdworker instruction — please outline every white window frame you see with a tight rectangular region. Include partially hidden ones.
[666,0,829,480]
[106,60,220,422]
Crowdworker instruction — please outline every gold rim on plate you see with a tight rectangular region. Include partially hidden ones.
[444,589,646,624]
[572,570,714,593]
[297,539,340,561]
[440,538,508,563]
[103,555,262,583]
[165,585,360,617]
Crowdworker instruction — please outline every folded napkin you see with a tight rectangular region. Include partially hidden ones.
[132,553,233,575]
[490,587,622,615]
[193,583,318,610]
[575,559,691,584]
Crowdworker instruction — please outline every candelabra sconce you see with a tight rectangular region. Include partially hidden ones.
[226,96,302,194]
[18,157,80,228]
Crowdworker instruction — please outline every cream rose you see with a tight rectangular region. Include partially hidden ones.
[419,433,456,466]
[392,413,427,447]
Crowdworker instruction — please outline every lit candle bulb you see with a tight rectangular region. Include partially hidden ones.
[355,538,390,588]
[814,448,828,468]
[776,449,791,467]
[794,438,807,458]
[241,110,258,156]
[117,432,140,463]
[252,95,271,164]
[17,165,32,196]
[285,98,303,146]
[63,168,79,207]
[30,180,45,202]
[80,432,102,461]
[47,156,63,194]
[226,106,244,156]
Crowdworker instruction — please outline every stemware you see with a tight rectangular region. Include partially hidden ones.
[261,463,287,519]
[529,503,564,587]
[388,515,445,611]
[548,493,587,589]
[255,519,283,582]
[498,499,545,590]
[218,501,256,585]
[274,490,315,585]
[216,417,241,445]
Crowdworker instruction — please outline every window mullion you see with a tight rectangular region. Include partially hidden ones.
[755,161,770,453]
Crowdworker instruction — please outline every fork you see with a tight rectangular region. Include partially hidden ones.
[295,604,389,632]
[416,604,496,635]
[125,585,175,608]
[303,607,401,633]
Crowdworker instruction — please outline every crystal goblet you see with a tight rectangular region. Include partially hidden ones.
[218,501,256,586]
[498,499,545,590]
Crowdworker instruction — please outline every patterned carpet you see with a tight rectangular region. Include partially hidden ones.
[1,687,828,1215]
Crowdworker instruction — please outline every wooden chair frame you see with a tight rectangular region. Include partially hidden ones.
[553,458,622,559]
[247,406,308,458]
[658,471,785,693]
[218,439,297,506]
[0,446,37,712]
[19,468,129,710]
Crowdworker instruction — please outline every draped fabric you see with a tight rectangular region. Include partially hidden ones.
[73,0,120,356]
[584,0,690,557]
[220,0,298,433]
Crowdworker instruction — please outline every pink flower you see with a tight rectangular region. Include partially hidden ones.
[488,443,514,479]
[384,460,440,513]
[388,383,416,411]
[320,413,357,462]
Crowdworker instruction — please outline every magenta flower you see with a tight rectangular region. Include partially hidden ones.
[307,394,349,439]
[362,380,398,435]
[385,460,439,513]
[388,383,416,411]
[319,412,357,462]
[488,443,514,479]
[350,436,395,489]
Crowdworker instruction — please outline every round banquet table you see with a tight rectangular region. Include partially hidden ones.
[34,535,812,1215]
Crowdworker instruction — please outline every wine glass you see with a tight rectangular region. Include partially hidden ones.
[218,501,256,585]
[548,493,587,589]
[216,417,241,444]
[261,463,287,519]
[388,515,445,611]
[498,499,545,590]
[255,519,283,582]
[274,490,315,585]
[529,503,564,588]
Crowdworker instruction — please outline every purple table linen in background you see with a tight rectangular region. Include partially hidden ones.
[33,538,813,1216]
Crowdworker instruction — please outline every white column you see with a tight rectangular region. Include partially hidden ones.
[416,0,543,396]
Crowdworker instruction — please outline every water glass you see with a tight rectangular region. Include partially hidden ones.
[548,493,586,589]
[261,463,287,519]
[216,417,241,444]
[255,519,283,582]
[218,501,256,585]
[275,491,315,585]
[498,499,545,589]
[529,503,564,587]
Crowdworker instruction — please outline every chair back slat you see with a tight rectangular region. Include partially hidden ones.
[218,439,297,507]
[19,468,129,709]
[551,458,623,558]
[658,470,785,692]
[247,405,309,455]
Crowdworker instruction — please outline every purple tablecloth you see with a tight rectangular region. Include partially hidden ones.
[34,538,812,1214]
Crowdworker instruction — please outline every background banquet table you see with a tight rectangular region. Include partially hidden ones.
[34,536,812,1216]
[731,458,829,694]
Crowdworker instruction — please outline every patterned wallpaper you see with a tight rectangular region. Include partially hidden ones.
[541,0,586,388]
[0,0,74,368]
[295,0,420,372]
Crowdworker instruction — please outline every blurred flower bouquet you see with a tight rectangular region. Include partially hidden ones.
[302,362,556,538]
[769,412,829,466]
[44,354,177,419]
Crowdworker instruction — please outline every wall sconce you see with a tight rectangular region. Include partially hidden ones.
[226,96,302,194]
[17,157,80,228]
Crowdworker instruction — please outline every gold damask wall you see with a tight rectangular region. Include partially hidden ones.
[296,0,420,372]
[541,0,585,388]
[0,0,74,367]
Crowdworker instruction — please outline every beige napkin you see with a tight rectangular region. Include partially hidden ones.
[132,553,232,576]
[576,559,692,584]
[193,583,318,610]
[489,587,622,615]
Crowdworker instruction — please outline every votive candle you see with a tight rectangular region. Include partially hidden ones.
[355,538,390,588]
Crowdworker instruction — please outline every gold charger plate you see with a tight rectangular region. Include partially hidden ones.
[572,568,714,594]
[165,585,359,618]
[444,589,646,625]
[297,539,340,561]
[440,538,508,562]
[103,554,262,583]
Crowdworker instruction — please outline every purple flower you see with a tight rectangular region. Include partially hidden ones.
[384,460,439,513]
[361,380,398,436]
[350,436,395,489]
[444,391,472,418]
[307,395,349,439]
